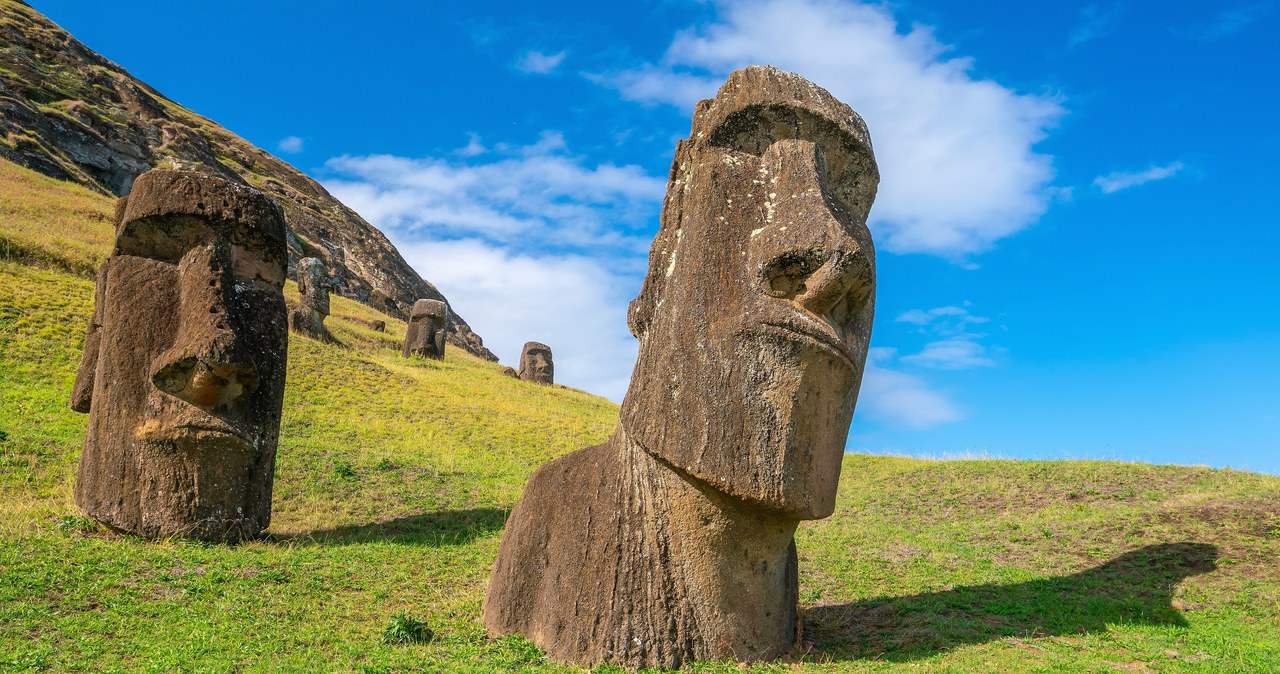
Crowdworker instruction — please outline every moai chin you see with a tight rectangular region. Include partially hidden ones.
[70,168,290,543]
[288,257,331,341]
[402,299,448,359]
[518,341,553,385]
[484,66,879,668]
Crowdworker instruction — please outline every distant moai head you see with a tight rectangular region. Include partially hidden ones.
[518,342,554,385]
[70,168,289,542]
[403,299,448,359]
[620,65,879,520]
[368,319,386,333]
[296,257,330,316]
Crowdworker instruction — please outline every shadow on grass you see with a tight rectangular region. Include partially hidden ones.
[805,542,1218,661]
[271,507,508,547]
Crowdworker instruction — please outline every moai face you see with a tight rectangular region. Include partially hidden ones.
[403,299,448,359]
[518,342,554,385]
[70,169,289,542]
[296,257,330,316]
[620,66,878,521]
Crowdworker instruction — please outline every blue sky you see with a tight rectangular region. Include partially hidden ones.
[32,0,1280,472]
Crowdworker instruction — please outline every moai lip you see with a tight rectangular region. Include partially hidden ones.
[403,299,448,360]
[483,65,879,668]
[70,168,289,543]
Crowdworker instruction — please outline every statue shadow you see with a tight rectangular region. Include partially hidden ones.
[269,507,508,547]
[803,542,1218,662]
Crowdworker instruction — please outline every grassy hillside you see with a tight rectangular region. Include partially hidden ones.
[2,158,1279,672]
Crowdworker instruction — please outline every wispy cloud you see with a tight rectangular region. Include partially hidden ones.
[321,133,662,398]
[323,132,664,254]
[1193,2,1273,40]
[592,0,1064,259]
[277,136,304,154]
[895,304,997,370]
[860,348,963,428]
[517,50,567,74]
[1069,4,1125,48]
[1093,161,1185,194]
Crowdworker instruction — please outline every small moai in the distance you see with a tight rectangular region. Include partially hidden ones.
[500,366,519,379]
[70,168,290,543]
[403,299,448,359]
[288,257,331,340]
[518,342,554,385]
[368,319,386,333]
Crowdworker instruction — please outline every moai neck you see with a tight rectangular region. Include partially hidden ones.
[617,428,801,662]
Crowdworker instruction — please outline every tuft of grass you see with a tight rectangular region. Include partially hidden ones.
[381,612,433,646]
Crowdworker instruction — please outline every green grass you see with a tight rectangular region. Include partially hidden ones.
[2,160,1279,672]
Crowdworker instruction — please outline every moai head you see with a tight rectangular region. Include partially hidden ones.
[518,342,554,385]
[70,168,289,542]
[403,299,448,359]
[368,319,386,333]
[620,66,878,521]
[296,257,329,316]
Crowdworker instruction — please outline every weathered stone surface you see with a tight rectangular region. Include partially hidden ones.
[0,1,497,360]
[369,319,386,333]
[518,342,554,385]
[500,366,519,379]
[484,66,879,668]
[288,257,331,341]
[403,299,448,360]
[70,168,290,542]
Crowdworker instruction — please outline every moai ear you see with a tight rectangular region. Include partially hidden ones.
[70,265,108,413]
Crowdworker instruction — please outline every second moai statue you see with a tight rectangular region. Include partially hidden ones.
[484,66,879,668]
[70,168,290,542]
[288,257,331,341]
[518,342,553,385]
[402,299,448,359]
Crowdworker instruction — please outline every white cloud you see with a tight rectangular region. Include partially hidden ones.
[323,132,665,254]
[1093,161,1185,194]
[395,238,638,401]
[277,136,304,154]
[456,133,486,157]
[1195,2,1273,40]
[1069,4,1125,48]
[860,351,963,428]
[901,338,994,370]
[596,0,1064,258]
[517,50,567,74]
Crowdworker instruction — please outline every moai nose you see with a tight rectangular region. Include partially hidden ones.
[150,244,261,411]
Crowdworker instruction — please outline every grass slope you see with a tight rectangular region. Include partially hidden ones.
[1,159,1279,672]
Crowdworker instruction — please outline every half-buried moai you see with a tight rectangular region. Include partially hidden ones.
[288,257,330,341]
[402,299,448,359]
[518,341,553,385]
[70,168,290,543]
[484,66,879,668]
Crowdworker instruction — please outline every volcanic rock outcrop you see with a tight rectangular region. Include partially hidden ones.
[0,0,494,359]
[518,341,554,385]
[483,66,879,668]
[289,257,330,341]
[403,299,448,360]
[70,168,290,542]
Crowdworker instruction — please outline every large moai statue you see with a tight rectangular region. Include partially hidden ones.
[484,66,879,668]
[288,257,331,341]
[70,168,290,543]
[402,299,448,359]
[517,341,554,385]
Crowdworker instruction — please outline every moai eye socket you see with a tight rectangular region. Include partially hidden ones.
[760,250,827,300]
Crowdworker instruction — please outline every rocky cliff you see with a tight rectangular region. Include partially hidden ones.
[0,0,495,359]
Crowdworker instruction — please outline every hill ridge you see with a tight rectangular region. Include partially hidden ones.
[0,0,496,359]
